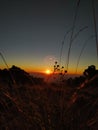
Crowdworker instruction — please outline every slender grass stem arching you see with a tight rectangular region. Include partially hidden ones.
[75,35,95,74]
[71,26,88,43]
[59,28,72,68]
[0,52,16,84]
[0,52,9,70]
[66,0,81,73]
[92,0,98,62]
[59,26,88,73]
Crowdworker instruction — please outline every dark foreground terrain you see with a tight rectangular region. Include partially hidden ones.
[0,65,98,130]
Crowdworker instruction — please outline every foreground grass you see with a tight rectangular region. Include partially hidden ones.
[0,75,98,130]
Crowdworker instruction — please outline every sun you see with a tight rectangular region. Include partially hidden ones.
[45,69,52,75]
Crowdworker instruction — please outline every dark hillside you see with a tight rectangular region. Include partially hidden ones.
[0,65,98,129]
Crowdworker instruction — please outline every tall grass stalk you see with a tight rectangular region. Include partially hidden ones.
[71,26,88,43]
[59,26,88,72]
[75,35,95,74]
[0,52,16,84]
[66,0,80,73]
[92,0,98,62]
[59,28,72,68]
[59,0,81,128]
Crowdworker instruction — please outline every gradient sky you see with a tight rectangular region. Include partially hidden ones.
[0,0,98,74]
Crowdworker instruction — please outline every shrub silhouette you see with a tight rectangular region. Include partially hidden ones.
[83,65,97,79]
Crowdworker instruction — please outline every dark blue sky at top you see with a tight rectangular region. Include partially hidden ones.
[0,0,98,73]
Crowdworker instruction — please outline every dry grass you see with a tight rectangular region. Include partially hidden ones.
[0,73,98,130]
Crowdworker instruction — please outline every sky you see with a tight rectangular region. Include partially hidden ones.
[0,0,98,74]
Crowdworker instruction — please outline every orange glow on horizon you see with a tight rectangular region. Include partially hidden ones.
[0,64,83,76]
[24,66,83,75]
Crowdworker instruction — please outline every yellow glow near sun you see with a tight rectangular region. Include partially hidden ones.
[45,69,52,75]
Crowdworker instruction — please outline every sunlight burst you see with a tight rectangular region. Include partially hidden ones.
[45,69,52,75]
